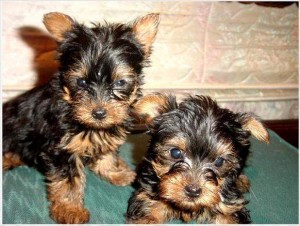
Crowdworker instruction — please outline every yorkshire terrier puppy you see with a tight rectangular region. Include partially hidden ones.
[3,12,159,223]
[126,94,269,224]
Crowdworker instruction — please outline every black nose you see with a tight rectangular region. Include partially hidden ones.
[92,108,107,120]
[184,184,201,197]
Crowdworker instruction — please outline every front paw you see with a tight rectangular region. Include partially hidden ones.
[90,153,136,186]
[50,202,90,224]
[108,168,136,186]
[126,216,161,224]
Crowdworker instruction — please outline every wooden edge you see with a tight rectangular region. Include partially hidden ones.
[238,2,298,8]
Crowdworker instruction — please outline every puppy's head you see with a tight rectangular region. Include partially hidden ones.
[43,12,159,129]
[134,94,269,211]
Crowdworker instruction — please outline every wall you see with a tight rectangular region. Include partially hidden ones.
[2,1,298,119]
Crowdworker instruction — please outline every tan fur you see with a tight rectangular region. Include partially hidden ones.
[237,174,250,193]
[43,12,74,42]
[47,155,88,223]
[62,86,71,102]
[180,211,194,222]
[215,214,239,224]
[243,117,270,143]
[128,84,138,105]
[72,97,129,129]
[89,152,136,186]
[151,160,170,178]
[47,155,85,204]
[215,140,234,156]
[127,191,172,224]
[134,93,169,124]
[132,13,159,57]
[112,64,136,80]
[129,170,247,224]
[217,200,245,215]
[3,152,24,170]
[148,200,172,223]
[195,209,214,223]
[150,137,187,177]
[59,128,127,157]
[50,202,90,224]
[159,172,220,211]
[65,62,88,78]
[179,208,212,223]
[163,137,187,153]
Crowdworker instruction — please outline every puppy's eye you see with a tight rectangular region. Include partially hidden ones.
[114,79,127,87]
[77,79,88,88]
[214,157,224,167]
[170,148,182,159]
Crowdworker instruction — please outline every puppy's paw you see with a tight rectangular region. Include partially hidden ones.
[108,168,136,186]
[50,202,90,224]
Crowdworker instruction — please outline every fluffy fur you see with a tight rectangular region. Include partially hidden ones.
[126,94,269,224]
[3,12,159,224]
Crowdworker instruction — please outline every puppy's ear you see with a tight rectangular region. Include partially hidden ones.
[132,13,159,57]
[133,93,176,124]
[240,113,270,143]
[43,12,74,42]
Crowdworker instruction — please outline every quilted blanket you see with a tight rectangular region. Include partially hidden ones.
[2,2,298,119]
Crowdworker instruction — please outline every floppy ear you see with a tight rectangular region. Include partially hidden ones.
[133,93,175,124]
[240,114,270,143]
[132,13,159,57]
[43,12,74,42]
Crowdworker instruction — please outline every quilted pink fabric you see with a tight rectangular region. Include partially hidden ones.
[2,2,298,119]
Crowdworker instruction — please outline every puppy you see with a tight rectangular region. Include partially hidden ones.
[126,94,269,224]
[3,12,159,223]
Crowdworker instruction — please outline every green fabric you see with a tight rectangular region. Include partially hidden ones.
[244,130,299,224]
[2,130,298,224]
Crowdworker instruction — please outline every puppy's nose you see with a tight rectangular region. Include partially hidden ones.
[92,108,107,120]
[184,184,201,197]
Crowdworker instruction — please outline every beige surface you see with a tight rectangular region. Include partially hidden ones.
[2,1,298,119]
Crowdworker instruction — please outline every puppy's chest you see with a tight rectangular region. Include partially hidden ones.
[176,208,213,223]
[59,129,126,157]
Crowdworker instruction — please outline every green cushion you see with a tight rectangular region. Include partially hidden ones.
[2,130,298,224]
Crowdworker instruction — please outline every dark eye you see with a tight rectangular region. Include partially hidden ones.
[214,157,224,167]
[114,79,127,87]
[170,148,182,159]
[77,79,88,88]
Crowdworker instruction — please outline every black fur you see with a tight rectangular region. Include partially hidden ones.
[127,95,263,224]
[3,22,146,172]
[3,12,159,224]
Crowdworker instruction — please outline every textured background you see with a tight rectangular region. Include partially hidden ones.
[2,1,299,119]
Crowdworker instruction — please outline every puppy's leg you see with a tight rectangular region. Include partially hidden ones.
[89,152,136,186]
[3,152,24,170]
[126,190,172,224]
[215,207,251,224]
[47,154,89,224]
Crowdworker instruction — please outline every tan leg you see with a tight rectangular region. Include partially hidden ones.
[215,214,238,224]
[89,152,136,186]
[3,152,24,170]
[47,156,89,224]
[215,204,251,224]
[126,190,172,223]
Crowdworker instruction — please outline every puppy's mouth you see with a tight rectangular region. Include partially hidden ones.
[73,102,130,129]
[80,115,129,130]
[158,170,221,211]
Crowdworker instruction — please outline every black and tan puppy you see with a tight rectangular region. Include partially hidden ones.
[126,94,269,224]
[3,12,159,223]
